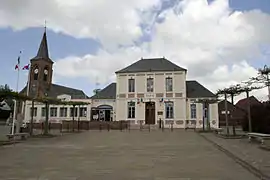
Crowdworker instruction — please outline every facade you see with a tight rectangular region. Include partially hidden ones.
[20,30,219,129]
[114,58,219,128]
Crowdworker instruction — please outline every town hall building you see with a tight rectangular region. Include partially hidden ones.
[21,30,219,129]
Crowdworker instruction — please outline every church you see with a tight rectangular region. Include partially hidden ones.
[21,30,219,129]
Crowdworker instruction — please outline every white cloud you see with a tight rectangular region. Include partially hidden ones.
[0,0,161,49]
[1,0,270,99]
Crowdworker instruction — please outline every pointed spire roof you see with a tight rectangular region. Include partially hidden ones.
[31,29,53,63]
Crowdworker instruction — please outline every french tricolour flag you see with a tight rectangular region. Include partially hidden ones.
[22,64,30,70]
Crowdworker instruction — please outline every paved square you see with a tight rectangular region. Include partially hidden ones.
[0,130,258,180]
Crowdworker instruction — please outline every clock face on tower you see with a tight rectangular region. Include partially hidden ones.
[34,68,39,74]
[44,69,48,75]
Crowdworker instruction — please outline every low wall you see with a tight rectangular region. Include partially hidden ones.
[28,120,129,131]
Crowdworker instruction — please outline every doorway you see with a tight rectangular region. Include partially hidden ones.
[145,102,155,124]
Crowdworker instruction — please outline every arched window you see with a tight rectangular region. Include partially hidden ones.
[43,67,48,81]
[33,66,39,80]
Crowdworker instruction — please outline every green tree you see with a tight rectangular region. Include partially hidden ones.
[0,84,14,110]
[93,88,101,95]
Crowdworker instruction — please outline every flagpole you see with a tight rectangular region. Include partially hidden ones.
[12,51,21,135]
[22,64,31,118]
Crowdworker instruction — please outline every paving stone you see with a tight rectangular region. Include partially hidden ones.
[0,130,259,180]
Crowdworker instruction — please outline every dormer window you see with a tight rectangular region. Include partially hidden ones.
[33,67,39,80]
[43,67,48,81]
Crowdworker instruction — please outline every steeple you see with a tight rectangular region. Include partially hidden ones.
[31,25,52,62]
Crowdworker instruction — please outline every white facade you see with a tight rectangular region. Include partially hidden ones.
[23,98,91,123]
[115,71,219,128]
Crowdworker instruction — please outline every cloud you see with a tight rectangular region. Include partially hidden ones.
[1,0,270,100]
[0,0,161,49]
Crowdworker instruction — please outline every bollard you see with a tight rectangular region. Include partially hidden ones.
[171,122,173,132]
[60,123,62,134]
[99,122,102,132]
[162,120,164,132]
[128,121,131,132]
[140,121,142,131]
[107,122,110,131]
[120,121,123,132]
[159,118,162,129]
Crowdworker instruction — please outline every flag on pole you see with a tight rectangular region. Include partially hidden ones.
[15,51,21,70]
[22,64,30,70]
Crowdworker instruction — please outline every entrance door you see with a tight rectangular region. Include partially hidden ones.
[145,102,155,124]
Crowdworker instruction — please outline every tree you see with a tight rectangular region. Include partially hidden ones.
[0,84,14,110]
[93,88,101,95]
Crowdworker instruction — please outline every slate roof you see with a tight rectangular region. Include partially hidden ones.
[115,57,187,73]
[91,81,215,99]
[90,83,116,99]
[31,31,53,63]
[20,84,88,99]
[186,80,216,98]
[235,96,261,110]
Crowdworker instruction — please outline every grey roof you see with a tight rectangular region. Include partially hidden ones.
[31,31,53,63]
[90,83,116,99]
[20,83,88,99]
[186,80,216,98]
[115,57,187,73]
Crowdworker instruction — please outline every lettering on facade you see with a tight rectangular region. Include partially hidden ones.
[128,94,135,98]
[137,93,144,98]
[145,93,155,98]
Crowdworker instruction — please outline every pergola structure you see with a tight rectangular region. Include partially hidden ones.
[0,91,89,135]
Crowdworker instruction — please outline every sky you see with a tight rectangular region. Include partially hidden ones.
[0,0,270,102]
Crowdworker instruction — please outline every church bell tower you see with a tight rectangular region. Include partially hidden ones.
[28,28,53,98]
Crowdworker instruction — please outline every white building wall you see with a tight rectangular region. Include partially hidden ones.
[115,71,188,128]
[23,99,91,123]
[186,99,219,129]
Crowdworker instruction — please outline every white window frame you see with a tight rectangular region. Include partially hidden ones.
[166,77,173,92]
[165,101,174,119]
[127,102,135,119]
[60,107,68,117]
[50,107,58,117]
[128,78,135,92]
[190,104,197,119]
[79,107,87,117]
[147,77,154,92]
[70,107,78,117]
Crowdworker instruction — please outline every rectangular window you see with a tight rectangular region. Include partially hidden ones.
[41,107,46,117]
[127,101,135,118]
[165,102,174,119]
[79,107,87,117]
[70,107,78,117]
[128,78,135,92]
[50,107,57,117]
[166,77,173,92]
[147,78,154,92]
[190,104,197,119]
[30,107,37,117]
[60,107,68,117]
